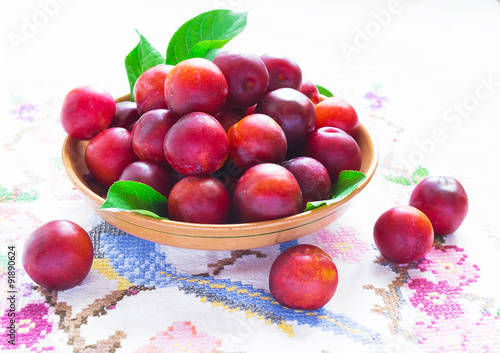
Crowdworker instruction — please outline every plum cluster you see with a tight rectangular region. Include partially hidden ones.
[373,176,469,264]
[61,52,363,224]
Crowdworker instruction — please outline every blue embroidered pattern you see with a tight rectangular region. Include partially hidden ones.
[98,228,382,344]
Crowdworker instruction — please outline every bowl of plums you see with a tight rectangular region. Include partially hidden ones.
[61,15,378,250]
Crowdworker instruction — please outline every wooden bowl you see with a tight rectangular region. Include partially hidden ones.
[62,99,378,250]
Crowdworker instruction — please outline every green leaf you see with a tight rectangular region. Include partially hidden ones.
[165,9,247,65]
[99,181,168,219]
[304,170,367,211]
[204,48,222,61]
[333,170,367,200]
[125,30,165,101]
[316,85,334,98]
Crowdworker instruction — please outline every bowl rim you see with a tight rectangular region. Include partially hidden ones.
[62,103,379,239]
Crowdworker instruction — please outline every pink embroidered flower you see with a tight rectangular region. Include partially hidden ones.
[0,205,43,243]
[414,313,500,352]
[134,321,221,353]
[364,92,389,110]
[53,188,82,201]
[0,269,34,314]
[0,303,53,350]
[314,226,370,263]
[408,278,463,320]
[417,245,480,287]
[11,102,40,123]
[10,98,61,123]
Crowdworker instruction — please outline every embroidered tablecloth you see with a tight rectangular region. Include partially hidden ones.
[2,1,500,352]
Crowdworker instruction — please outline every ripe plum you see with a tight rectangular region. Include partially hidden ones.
[214,110,241,132]
[303,127,362,183]
[84,127,138,188]
[227,113,287,171]
[233,163,302,222]
[168,175,230,224]
[299,78,321,104]
[22,220,94,290]
[164,112,229,175]
[213,50,270,108]
[255,87,316,150]
[133,64,172,115]
[260,53,302,91]
[60,85,116,140]
[315,97,360,139]
[131,109,178,165]
[269,244,338,310]
[109,101,140,131]
[374,206,434,263]
[119,161,173,198]
[164,58,228,117]
[409,176,468,235]
[282,156,332,208]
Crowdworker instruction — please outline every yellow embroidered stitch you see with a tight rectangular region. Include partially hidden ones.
[92,259,133,290]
